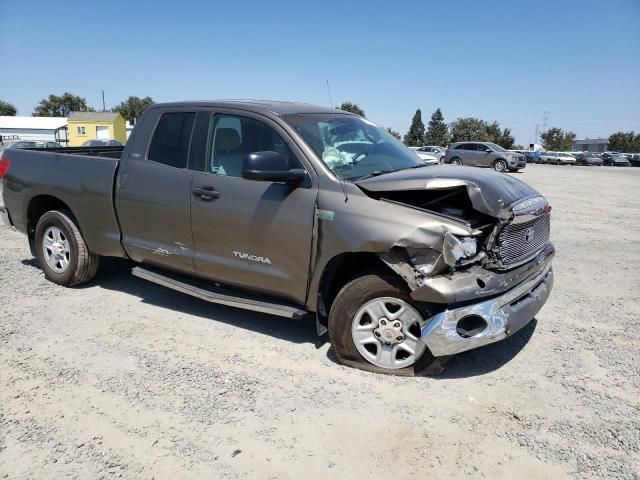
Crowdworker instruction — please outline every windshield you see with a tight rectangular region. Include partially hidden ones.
[486,143,507,152]
[283,114,422,180]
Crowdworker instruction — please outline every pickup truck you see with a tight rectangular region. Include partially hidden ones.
[0,101,554,375]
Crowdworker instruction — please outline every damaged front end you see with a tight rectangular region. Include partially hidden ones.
[355,170,554,356]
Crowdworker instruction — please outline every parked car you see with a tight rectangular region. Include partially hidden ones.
[412,150,439,165]
[601,151,619,164]
[415,145,446,162]
[82,139,123,147]
[0,100,554,375]
[443,142,527,172]
[549,152,577,165]
[603,153,631,167]
[516,151,536,163]
[628,153,640,167]
[538,152,552,164]
[9,140,62,149]
[574,153,603,166]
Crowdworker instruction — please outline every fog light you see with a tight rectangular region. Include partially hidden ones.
[456,315,487,338]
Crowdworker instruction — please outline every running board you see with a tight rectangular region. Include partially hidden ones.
[131,266,309,319]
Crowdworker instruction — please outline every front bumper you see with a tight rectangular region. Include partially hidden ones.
[0,206,12,228]
[420,261,553,356]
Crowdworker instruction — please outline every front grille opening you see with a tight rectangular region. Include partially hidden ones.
[456,315,488,338]
[498,214,550,267]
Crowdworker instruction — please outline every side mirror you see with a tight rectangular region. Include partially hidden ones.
[242,151,306,183]
[484,148,492,152]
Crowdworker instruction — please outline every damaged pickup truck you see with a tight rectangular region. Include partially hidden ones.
[0,101,554,375]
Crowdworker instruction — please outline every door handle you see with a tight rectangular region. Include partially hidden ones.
[192,185,221,201]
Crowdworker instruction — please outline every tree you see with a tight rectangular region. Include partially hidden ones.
[403,109,425,146]
[0,100,17,116]
[450,117,516,148]
[424,108,448,146]
[113,96,154,125]
[33,92,93,117]
[541,127,576,151]
[338,101,365,117]
[513,144,525,150]
[449,117,491,142]
[496,127,515,149]
[608,131,640,152]
[386,127,401,140]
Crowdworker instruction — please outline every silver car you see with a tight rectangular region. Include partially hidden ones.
[443,142,527,172]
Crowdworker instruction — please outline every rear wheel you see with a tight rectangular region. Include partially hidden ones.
[34,210,99,287]
[493,159,507,172]
[451,158,462,166]
[328,274,436,375]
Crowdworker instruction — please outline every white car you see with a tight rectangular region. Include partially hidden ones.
[409,146,440,165]
[549,152,577,165]
[414,145,446,162]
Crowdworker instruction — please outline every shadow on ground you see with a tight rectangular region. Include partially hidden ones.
[432,319,538,379]
[34,257,319,346]
[20,256,537,377]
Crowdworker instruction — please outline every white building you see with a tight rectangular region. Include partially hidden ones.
[0,116,69,144]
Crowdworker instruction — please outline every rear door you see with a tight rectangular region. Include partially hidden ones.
[457,143,477,166]
[476,144,494,167]
[189,109,317,304]
[116,108,198,273]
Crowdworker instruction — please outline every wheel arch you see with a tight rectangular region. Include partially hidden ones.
[315,251,399,328]
[26,195,80,253]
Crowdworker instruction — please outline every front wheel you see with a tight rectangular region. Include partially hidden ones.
[493,159,507,172]
[34,210,99,287]
[328,274,435,375]
[450,158,462,166]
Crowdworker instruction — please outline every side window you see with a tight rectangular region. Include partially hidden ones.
[148,112,196,168]
[206,114,301,177]
[457,143,472,150]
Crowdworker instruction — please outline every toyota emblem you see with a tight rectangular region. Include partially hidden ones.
[524,227,535,243]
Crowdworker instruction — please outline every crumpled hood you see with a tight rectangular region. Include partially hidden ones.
[355,165,540,219]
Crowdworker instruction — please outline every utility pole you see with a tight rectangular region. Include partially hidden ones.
[102,90,106,112]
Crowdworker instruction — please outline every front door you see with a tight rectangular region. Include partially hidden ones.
[190,111,317,304]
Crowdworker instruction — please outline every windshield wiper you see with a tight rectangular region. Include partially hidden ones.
[355,169,399,181]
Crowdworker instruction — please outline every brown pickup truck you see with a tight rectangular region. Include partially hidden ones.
[0,100,554,375]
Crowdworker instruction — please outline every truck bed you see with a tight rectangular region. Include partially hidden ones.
[21,145,124,159]
[1,147,125,258]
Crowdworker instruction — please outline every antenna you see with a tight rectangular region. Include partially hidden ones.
[326,80,334,108]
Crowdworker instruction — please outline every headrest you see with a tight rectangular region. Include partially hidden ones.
[215,128,241,151]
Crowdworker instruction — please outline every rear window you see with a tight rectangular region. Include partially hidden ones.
[148,112,196,168]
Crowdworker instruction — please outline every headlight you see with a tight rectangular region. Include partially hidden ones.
[406,248,441,276]
[442,232,478,267]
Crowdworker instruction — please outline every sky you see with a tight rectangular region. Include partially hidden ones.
[1,0,639,145]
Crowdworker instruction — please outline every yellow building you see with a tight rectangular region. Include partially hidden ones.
[67,112,126,146]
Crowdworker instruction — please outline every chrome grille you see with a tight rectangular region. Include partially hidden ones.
[498,214,550,267]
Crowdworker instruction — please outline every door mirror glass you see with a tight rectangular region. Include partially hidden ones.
[242,151,305,183]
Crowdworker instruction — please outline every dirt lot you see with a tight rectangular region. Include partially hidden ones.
[0,165,638,479]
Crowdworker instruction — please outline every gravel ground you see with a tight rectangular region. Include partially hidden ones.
[1,165,639,479]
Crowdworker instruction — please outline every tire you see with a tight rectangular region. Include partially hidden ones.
[328,273,436,376]
[34,210,99,287]
[450,158,462,166]
[493,159,507,172]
